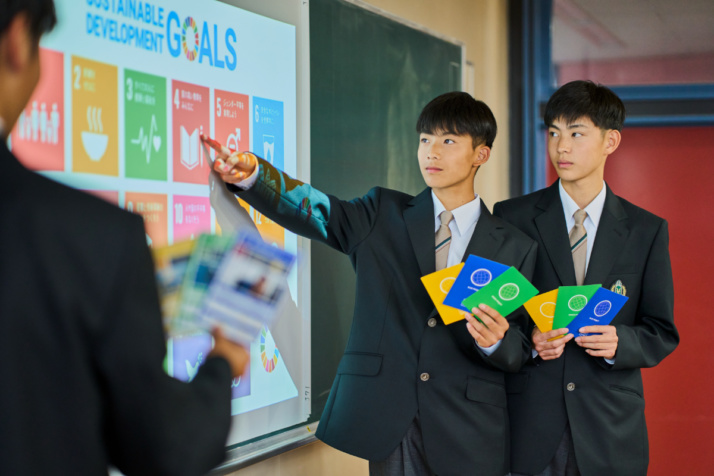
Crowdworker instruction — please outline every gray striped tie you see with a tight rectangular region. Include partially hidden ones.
[570,209,588,285]
[435,210,453,271]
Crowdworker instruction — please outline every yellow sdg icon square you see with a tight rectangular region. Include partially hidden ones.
[71,56,118,176]
[421,263,468,325]
[524,289,558,333]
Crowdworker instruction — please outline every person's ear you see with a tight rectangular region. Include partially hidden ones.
[473,145,491,168]
[1,14,34,73]
[604,129,621,155]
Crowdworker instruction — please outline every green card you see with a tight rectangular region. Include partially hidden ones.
[462,266,539,318]
[553,285,601,329]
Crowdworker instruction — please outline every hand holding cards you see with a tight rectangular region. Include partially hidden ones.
[524,285,628,336]
[421,255,537,325]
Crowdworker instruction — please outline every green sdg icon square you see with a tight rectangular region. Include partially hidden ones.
[553,284,601,329]
[124,69,167,180]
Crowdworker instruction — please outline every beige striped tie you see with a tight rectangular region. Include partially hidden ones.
[435,210,453,271]
[570,209,588,285]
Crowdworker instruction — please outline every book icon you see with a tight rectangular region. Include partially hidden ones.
[180,125,202,170]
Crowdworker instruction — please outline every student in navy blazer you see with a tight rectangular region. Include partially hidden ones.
[494,81,679,476]
[0,3,249,474]
[207,92,538,476]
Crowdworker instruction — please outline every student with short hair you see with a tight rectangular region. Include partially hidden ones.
[207,91,538,476]
[494,80,679,476]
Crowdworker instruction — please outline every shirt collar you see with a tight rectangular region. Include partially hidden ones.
[431,190,481,236]
[558,179,607,228]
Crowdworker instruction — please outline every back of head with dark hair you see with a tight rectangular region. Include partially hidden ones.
[0,0,56,40]
[416,91,498,148]
[544,80,625,132]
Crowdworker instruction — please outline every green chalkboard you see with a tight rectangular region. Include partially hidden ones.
[309,0,462,423]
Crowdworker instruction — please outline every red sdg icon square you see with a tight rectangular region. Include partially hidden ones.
[172,80,210,184]
[11,48,64,171]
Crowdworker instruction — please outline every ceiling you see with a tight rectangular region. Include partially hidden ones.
[552,0,714,62]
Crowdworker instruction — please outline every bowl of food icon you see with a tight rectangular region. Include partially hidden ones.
[81,131,108,161]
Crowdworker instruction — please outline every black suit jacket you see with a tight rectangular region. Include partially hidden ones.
[0,143,233,476]
[494,181,679,476]
[231,157,538,476]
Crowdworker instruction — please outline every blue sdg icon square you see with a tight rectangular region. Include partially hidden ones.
[565,287,629,337]
[443,255,509,312]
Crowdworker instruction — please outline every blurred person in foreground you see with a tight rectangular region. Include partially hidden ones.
[0,1,249,474]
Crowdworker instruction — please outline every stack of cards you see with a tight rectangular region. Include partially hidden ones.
[153,232,296,347]
[524,285,628,336]
[421,255,538,325]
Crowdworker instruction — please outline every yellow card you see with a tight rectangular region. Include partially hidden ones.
[421,263,469,325]
[524,289,558,333]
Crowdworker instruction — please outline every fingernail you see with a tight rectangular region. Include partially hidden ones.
[479,304,487,310]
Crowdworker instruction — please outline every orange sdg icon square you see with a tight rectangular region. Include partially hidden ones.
[238,198,285,248]
[11,48,64,171]
[72,56,118,176]
[125,192,168,248]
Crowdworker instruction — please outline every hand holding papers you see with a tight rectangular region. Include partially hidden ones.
[442,255,509,313]
[565,287,628,336]
[154,232,296,347]
[461,267,539,319]
[421,255,537,325]
[524,285,628,339]
[201,233,295,346]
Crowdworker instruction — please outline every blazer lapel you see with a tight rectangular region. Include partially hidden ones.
[584,186,629,285]
[534,183,576,286]
[404,188,436,278]
[462,203,505,261]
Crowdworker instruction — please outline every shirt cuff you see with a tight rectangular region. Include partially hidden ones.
[604,357,615,365]
[233,164,259,190]
[477,339,502,356]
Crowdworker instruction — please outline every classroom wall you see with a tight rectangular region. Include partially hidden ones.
[369,0,512,208]
[224,1,510,474]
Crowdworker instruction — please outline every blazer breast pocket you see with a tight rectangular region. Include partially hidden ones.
[337,352,383,376]
[465,376,506,408]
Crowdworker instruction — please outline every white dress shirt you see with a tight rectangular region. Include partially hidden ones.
[431,192,501,355]
[558,180,614,364]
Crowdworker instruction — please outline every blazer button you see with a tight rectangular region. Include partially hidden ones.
[567,382,576,391]
[420,373,430,382]
[427,318,437,328]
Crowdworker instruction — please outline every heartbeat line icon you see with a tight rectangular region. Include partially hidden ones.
[130,114,162,164]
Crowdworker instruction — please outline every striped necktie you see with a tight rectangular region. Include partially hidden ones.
[435,210,453,271]
[570,209,588,285]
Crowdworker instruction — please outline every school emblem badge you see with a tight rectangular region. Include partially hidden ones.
[610,279,627,296]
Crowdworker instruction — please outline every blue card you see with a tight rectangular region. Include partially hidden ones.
[443,255,509,312]
[565,287,629,336]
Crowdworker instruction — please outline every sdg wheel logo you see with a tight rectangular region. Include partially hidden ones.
[470,268,493,287]
[181,17,199,61]
[568,294,588,312]
[498,283,520,301]
[594,300,612,317]
[260,327,280,373]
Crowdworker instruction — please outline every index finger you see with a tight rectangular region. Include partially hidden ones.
[579,325,610,334]
[540,328,570,341]
[201,134,233,156]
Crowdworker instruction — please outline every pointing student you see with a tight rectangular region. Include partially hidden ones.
[0,1,249,474]
[206,91,537,476]
[494,80,679,476]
